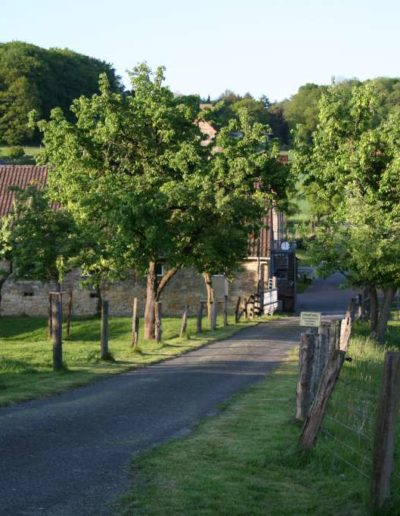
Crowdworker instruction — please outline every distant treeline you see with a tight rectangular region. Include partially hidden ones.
[206,77,400,147]
[1,41,400,147]
[0,41,122,145]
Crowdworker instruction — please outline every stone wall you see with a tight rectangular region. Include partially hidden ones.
[0,260,266,317]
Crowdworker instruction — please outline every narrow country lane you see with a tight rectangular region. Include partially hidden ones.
[0,274,356,515]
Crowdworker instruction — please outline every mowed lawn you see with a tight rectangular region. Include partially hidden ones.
[0,314,260,406]
[118,318,400,515]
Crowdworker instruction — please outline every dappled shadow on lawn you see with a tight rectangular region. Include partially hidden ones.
[0,317,47,340]
[0,358,39,374]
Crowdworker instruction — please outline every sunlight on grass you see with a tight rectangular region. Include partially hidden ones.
[0,314,268,406]
[118,319,400,515]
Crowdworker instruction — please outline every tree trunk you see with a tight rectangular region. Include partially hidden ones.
[144,263,179,340]
[203,272,214,322]
[376,286,397,344]
[95,284,102,318]
[369,285,379,337]
[144,261,157,340]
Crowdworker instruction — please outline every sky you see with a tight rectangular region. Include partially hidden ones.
[2,0,399,102]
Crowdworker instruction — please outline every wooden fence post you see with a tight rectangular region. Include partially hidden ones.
[340,314,352,351]
[317,322,330,376]
[211,301,217,330]
[155,302,162,342]
[52,294,63,371]
[180,305,188,338]
[100,300,110,359]
[196,301,204,333]
[223,295,228,326]
[331,319,341,352]
[235,296,241,323]
[299,350,346,450]
[66,291,73,337]
[296,331,316,421]
[371,352,400,511]
[48,293,53,339]
[131,297,139,350]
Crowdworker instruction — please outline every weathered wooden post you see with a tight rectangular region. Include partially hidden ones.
[48,293,53,339]
[317,321,331,375]
[100,300,110,359]
[155,301,162,342]
[180,305,188,338]
[223,295,228,326]
[299,350,346,450]
[371,352,400,511]
[339,314,352,351]
[66,291,73,337]
[296,331,316,421]
[51,293,63,371]
[331,319,341,352]
[211,301,217,330]
[131,297,139,350]
[235,296,241,323]
[196,301,204,333]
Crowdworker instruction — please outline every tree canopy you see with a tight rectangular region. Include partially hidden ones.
[37,64,289,338]
[293,81,400,342]
[0,41,121,145]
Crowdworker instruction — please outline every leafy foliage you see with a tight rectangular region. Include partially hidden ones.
[293,82,400,340]
[0,41,121,145]
[0,186,80,283]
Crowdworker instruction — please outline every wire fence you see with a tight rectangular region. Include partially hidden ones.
[316,344,400,510]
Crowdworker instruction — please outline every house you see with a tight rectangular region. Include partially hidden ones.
[0,163,287,317]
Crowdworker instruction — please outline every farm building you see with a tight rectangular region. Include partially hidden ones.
[0,164,289,317]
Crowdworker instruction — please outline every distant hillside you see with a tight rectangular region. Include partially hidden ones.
[0,41,122,145]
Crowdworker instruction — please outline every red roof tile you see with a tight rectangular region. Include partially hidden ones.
[0,165,49,216]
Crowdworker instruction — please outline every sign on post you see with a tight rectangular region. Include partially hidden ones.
[300,312,321,327]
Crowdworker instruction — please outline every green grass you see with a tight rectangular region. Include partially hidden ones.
[0,145,40,164]
[0,314,262,406]
[118,319,400,515]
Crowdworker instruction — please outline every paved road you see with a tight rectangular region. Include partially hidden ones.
[0,274,355,515]
[297,271,358,316]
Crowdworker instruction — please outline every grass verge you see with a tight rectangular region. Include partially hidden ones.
[119,319,400,515]
[0,314,269,407]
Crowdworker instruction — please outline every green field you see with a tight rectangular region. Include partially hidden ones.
[0,145,41,164]
[119,319,400,515]
[0,314,262,406]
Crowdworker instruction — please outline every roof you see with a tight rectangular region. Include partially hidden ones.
[0,165,48,216]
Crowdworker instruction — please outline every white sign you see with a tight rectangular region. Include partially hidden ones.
[300,312,321,327]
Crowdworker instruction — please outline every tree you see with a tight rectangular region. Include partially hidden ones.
[38,65,290,339]
[38,64,207,339]
[281,83,327,143]
[293,82,400,342]
[1,186,80,286]
[0,41,122,144]
[192,109,288,317]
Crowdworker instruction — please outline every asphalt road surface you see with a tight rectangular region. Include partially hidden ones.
[0,274,355,515]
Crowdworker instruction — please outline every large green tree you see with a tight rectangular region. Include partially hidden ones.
[0,41,121,144]
[293,82,400,342]
[38,65,208,338]
[38,65,289,339]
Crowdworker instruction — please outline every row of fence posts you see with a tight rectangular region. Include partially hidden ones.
[295,296,400,511]
[152,296,229,342]
[47,294,230,371]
